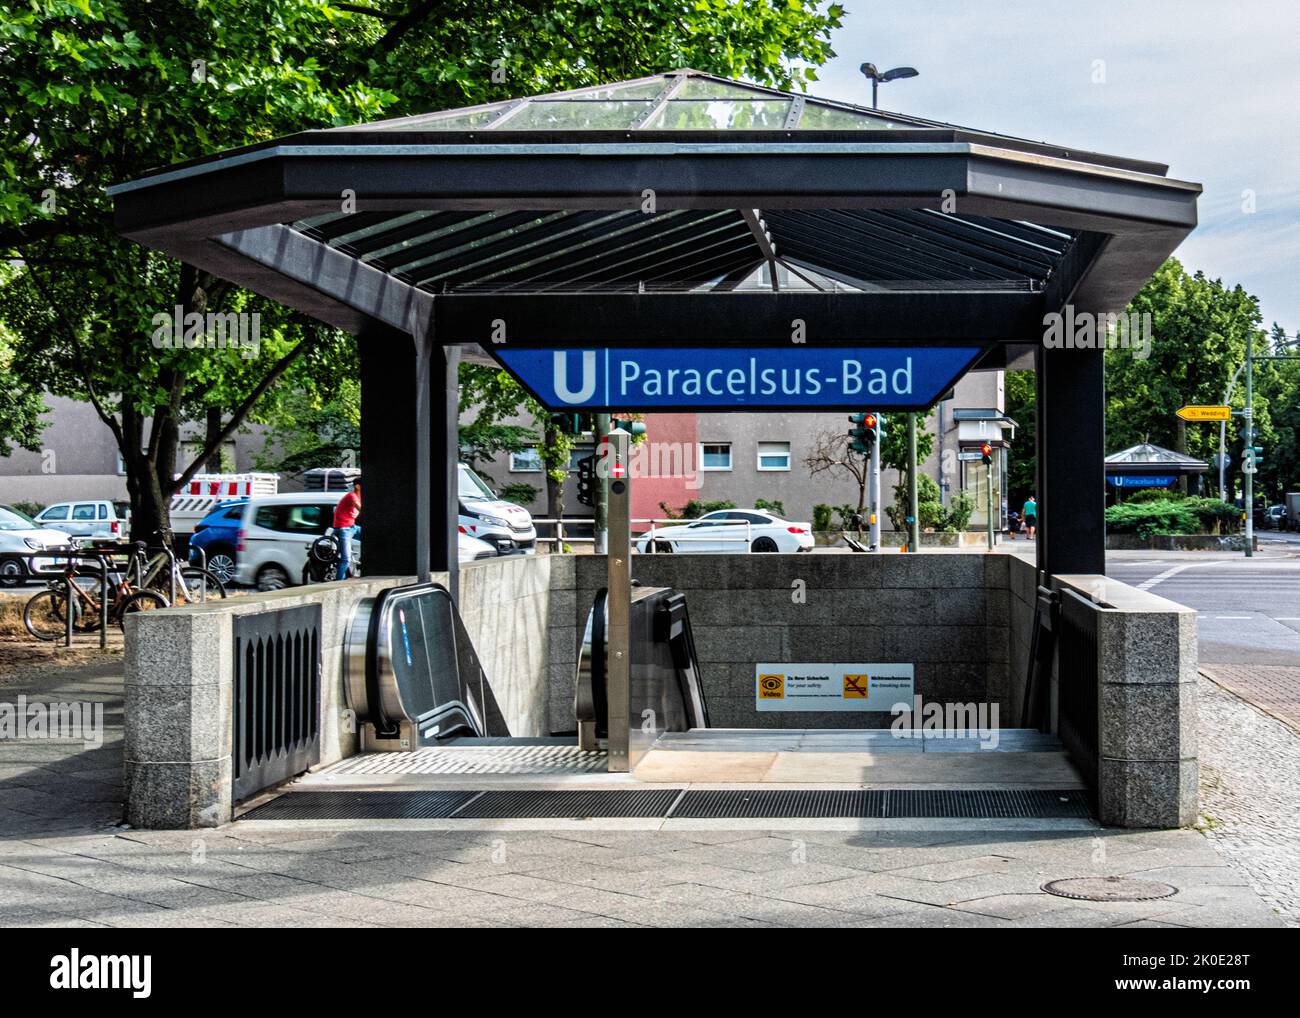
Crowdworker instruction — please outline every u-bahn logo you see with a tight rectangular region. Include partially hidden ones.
[553,350,597,403]
[758,674,785,699]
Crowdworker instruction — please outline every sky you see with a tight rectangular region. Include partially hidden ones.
[803,0,1300,332]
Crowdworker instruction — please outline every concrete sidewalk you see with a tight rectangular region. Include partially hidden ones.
[0,661,1284,928]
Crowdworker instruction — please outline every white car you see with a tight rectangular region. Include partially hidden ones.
[33,499,130,543]
[459,529,498,562]
[636,508,815,554]
[233,493,359,591]
[0,505,73,586]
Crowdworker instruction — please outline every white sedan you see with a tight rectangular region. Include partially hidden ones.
[636,509,815,554]
[0,505,73,585]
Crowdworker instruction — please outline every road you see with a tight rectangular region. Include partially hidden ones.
[1106,538,1300,665]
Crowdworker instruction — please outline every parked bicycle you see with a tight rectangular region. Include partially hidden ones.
[133,532,227,605]
[24,549,169,641]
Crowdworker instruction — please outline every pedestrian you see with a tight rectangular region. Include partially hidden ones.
[1009,510,1021,539]
[333,475,361,579]
[1022,495,1037,541]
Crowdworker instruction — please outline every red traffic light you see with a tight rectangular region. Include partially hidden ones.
[864,414,877,429]
[980,443,992,456]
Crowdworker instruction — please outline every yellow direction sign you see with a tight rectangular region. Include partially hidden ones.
[1176,405,1232,422]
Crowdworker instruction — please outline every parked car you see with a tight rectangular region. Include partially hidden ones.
[32,499,130,543]
[459,528,498,562]
[635,508,815,554]
[459,462,537,554]
[0,505,73,586]
[1263,504,1288,530]
[187,498,249,584]
[229,493,360,591]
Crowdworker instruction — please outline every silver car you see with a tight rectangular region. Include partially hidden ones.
[33,499,131,543]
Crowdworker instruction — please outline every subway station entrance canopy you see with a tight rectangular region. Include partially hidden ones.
[110,70,1201,580]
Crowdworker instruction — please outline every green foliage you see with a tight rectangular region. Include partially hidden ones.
[497,482,540,506]
[1105,496,1239,537]
[754,498,785,517]
[833,503,859,529]
[7,500,44,519]
[1125,487,1183,503]
[886,475,974,532]
[812,503,833,532]
[1004,369,1036,509]
[0,323,46,456]
[660,499,736,520]
[945,491,975,532]
[256,373,359,475]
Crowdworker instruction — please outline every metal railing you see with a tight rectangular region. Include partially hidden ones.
[531,517,757,551]
[1056,588,1101,803]
[232,603,322,802]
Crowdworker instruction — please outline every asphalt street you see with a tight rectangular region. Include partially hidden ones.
[1106,536,1300,665]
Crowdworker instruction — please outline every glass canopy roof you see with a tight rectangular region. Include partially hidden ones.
[337,70,909,133]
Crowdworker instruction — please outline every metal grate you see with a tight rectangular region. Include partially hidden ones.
[671,789,887,818]
[324,746,608,775]
[233,604,322,802]
[241,790,477,820]
[452,789,683,819]
[239,787,1092,821]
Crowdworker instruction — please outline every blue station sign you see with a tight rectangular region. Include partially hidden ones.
[493,346,985,411]
[1107,474,1178,488]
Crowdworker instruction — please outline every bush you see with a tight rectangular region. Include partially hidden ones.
[1105,496,1239,538]
[944,492,975,532]
[833,503,859,529]
[754,498,786,518]
[812,503,834,533]
[888,475,945,531]
[1125,487,1183,503]
[660,498,736,520]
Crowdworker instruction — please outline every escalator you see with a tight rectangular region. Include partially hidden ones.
[343,581,509,749]
[575,585,710,763]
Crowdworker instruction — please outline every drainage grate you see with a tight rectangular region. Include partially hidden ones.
[671,789,888,818]
[451,789,683,819]
[323,746,608,776]
[239,787,1092,821]
[885,790,1091,819]
[241,790,477,820]
[672,789,1089,819]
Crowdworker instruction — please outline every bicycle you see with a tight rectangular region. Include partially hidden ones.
[24,550,169,641]
[133,536,227,605]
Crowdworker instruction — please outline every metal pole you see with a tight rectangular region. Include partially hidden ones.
[594,413,610,554]
[907,412,920,552]
[64,570,73,648]
[99,552,108,649]
[987,466,994,551]
[1245,338,1254,559]
[605,428,631,773]
[868,419,881,550]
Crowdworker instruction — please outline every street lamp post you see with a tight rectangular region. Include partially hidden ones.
[859,63,919,109]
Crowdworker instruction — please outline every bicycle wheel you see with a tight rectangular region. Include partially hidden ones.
[24,588,80,641]
[178,567,227,602]
[117,589,169,628]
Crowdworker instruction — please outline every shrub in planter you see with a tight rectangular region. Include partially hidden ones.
[812,503,834,533]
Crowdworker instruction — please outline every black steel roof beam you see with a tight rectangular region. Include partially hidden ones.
[857,210,1062,274]
[342,211,485,258]
[770,216,970,282]
[824,210,1051,278]
[593,235,763,289]
[377,210,562,271]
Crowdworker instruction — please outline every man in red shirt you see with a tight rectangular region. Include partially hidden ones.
[332,476,361,578]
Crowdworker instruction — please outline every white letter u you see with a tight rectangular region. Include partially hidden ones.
[553,350,596,404]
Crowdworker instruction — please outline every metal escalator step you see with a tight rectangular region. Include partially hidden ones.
[450,788,683,819]
[241,790,477,820]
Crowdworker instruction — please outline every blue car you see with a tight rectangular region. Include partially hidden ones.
[188,498,247,584]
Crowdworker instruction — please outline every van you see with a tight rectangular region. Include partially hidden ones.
[458,463,536,554]
[33,500,131,543]
[233,493,359,591]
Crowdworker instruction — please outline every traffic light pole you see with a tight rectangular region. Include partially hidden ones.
[594,412,610,554]
[1244,339,1254,559]
[907,412,920,552]
[868,422,881,550]
[605,428,631,773]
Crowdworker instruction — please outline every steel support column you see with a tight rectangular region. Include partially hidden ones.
[1036,344,1106,576]
[426,338,461,599]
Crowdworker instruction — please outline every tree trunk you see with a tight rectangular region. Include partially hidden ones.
[544,423,564,523]
[204,407,223,472]
[1176,418,1189,495]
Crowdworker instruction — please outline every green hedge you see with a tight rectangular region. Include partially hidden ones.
[1105,496,1238,538]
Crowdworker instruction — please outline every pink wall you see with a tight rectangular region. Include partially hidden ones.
[628,413,697,530]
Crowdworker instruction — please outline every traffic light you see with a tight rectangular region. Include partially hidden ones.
[847,412,877,455]
[875,413,887,441]
[611,418,647,437]
[576,455,596,506]
[981,442,993,465]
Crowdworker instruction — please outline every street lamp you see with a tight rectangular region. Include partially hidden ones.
[859,62,919,108]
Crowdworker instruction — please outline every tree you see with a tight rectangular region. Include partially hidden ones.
[0,0,843,542]
[1005,369,1036,509]
[804,430,870,515]
[880,411,934,525]
[0,323,46,456]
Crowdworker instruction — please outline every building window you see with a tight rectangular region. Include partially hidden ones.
[510,447,544,472]
[700,443,732,471]
[756,441,791,471]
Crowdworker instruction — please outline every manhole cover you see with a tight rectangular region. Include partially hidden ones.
[1041,877,1178,902]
